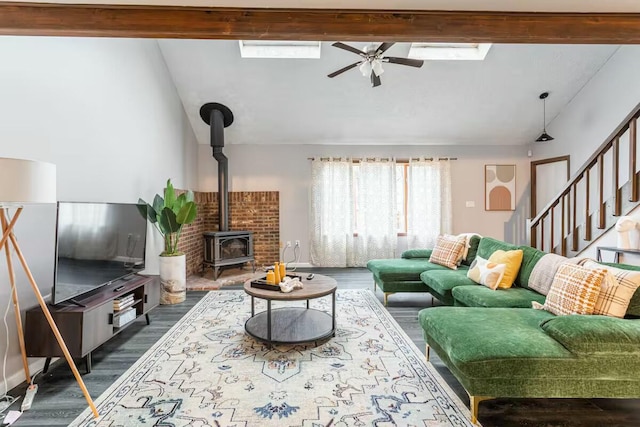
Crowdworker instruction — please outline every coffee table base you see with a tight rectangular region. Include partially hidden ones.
[245,307,335,345]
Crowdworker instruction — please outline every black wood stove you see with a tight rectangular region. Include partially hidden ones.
[200,102,255,279]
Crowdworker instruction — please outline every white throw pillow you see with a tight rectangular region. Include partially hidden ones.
[466,255,506,290]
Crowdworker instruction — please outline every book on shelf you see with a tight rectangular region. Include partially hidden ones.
[113,294,135,311]
[114,294,134,303]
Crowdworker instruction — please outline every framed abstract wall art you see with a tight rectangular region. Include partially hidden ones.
[485,164,516,211]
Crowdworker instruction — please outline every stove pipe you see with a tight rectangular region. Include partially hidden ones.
[200,102,234,232]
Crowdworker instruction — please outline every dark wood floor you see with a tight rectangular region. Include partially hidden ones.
[5,268,640,426]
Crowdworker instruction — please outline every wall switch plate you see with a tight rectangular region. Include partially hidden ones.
[295,240,300,247]
[465,201,475,208]
[286,241,291,247]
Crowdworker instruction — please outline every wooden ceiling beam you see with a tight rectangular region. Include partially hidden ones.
[1,3,640,43]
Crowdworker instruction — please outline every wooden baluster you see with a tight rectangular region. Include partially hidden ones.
[631,117,638,202]
[541,214,545,252]
[561,194,566,256]
[572,182,578,251]
[613,137,621,216]
[585,168,592,240]
[550,206,555,254]
[598,153,605,229]
[531,221,537,249]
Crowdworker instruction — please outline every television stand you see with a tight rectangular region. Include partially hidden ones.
[66,298,87,308]
[25,274,160,374]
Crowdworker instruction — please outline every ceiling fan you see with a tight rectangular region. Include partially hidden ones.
[327,42,424,87]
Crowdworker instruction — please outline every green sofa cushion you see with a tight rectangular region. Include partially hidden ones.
[452,285,546,308]
[517,245,546,290]
[367,258,467,283]
[476,236,519,261]
[461,235,481,267]
[419,308,570,374]
[540,315,640,356]
[420,270,475,297]
[401,249,433,259]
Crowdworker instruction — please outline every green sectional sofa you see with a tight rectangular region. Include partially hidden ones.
[367,236,640,424]
[366,236,480,305]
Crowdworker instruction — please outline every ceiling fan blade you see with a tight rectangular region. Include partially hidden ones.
[371,71,382,87]
[385,57,425,67]
[327,61,361,78]
[332,42,365,56]
[376,42,395,55]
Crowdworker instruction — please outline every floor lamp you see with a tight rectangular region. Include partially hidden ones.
[0,158,98,418]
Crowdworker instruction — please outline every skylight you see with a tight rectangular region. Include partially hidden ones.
[238,40,321,59]
[407,43,492,60]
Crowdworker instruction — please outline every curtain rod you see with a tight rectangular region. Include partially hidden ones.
[307,157,458,162]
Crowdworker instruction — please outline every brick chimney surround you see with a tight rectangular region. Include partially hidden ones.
[178,190,280,277]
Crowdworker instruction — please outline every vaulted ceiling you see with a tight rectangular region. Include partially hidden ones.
[8,1,628,146]
[159,41,617,146]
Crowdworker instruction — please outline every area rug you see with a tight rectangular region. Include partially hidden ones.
[70,289,479,426]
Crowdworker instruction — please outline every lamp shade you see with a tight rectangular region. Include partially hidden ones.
[0,157,56,205]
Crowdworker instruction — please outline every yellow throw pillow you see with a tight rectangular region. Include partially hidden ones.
[488,249,524,289]
[467,255,506,290]
[541,262,605,316]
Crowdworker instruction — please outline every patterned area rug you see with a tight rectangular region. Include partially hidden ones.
[70,290,478,427]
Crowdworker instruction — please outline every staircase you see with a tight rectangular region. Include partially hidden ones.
[530,102,640,256]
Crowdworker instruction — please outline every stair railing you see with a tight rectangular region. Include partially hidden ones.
[530,102,640,255]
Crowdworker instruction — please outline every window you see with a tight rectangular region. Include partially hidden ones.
[354,163,408,235]
[310,158,452,267]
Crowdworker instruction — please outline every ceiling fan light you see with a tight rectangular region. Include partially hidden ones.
[359,61,372,77]
[372,60,384,76]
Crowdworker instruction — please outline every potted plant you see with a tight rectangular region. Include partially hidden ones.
[139,179,197,304]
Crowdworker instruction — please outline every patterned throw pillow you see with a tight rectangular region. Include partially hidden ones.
[542,262,605,316]
[487,249,524,289]
[581,260,640,318]
[466,255,506,290]
[528,254,569,296]
[429,235,467,270]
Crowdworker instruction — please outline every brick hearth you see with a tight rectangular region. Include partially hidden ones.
[179,191,280,276]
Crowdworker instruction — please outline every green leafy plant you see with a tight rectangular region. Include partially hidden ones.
[139,179,198,256]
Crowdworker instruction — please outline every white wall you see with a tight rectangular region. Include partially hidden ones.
[531,46,640,173]
[0,36,198,394]
[530,46,640,256]
[197,144,529,265]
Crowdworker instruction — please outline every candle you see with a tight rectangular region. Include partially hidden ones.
[273,262,281,284]
[266,270,275,285]
[279,262,286,281]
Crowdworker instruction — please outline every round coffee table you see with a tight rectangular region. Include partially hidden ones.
[243,273,337,345]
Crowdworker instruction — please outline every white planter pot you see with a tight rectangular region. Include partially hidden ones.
[158,254,186,304]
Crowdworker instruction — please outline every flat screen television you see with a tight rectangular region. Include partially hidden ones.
[52,202,147,305]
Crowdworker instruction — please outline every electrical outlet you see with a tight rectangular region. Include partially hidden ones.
[295,240,300,247]
[286,241,292,247]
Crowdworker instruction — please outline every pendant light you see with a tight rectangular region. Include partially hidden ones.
[536,92,554,142]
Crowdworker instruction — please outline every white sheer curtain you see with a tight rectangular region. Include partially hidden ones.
[352,158,397,266]
[310,158,355,267]
[406,159,452,249]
